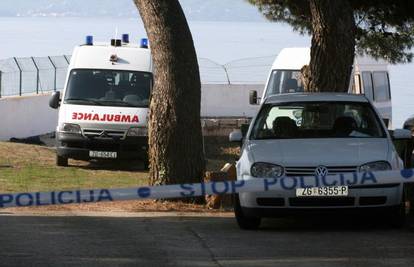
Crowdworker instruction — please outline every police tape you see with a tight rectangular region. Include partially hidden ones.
[1,169,414,208]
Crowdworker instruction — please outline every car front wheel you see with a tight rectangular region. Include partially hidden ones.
[56,155,68,167]
[234,194,261,230]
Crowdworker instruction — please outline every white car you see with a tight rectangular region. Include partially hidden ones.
[230,93,411,229]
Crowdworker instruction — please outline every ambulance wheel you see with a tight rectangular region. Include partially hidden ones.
[234,194,261,230]
[56,155,68,167]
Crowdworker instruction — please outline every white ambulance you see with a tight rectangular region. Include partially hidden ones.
[49,35,152,167]
[250,47,393,128]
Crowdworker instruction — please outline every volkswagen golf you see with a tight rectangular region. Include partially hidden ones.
[230,93,411,229]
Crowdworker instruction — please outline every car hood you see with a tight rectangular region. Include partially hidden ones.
[245,138,389,167]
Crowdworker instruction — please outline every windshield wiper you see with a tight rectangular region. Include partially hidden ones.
[97,100,138,107]
[65,98,103,105]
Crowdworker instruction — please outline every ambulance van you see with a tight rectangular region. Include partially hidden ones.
[49,35,152,167]
[250,47,392,128]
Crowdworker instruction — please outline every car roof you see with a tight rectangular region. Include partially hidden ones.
[264,93,370,104]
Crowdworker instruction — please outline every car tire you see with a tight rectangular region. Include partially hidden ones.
[143,158,149,170]
[389,205,407,228]
[56,155,68,167]
[389,187,410,228]
[403,125,414,168]
[234,194,261,230]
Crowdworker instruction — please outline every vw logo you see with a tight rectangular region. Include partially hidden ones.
[315,166,328,177]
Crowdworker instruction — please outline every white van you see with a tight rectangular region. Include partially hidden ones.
[49,35,152,167]
[250,48,392,128]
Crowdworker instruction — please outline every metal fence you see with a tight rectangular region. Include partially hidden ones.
[0,55,72,97]
[198,55,275,85]
[0,54,274,98]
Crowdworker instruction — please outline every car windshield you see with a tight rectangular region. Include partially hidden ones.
[265,70,304,97]
[64,69,152,107]
[251,101,386,139]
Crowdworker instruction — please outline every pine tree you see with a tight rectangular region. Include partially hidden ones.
[133,0,205,185]
[249,0,414,92]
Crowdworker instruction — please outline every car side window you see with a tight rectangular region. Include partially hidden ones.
[372,71,390,102]
[362,72,374,101]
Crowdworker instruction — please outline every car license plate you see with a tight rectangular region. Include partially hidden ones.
[296,186,348,197]
[89,151,117,159]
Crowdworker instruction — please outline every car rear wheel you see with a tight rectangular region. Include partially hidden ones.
[234,194,261,230]
[56,155,68,167]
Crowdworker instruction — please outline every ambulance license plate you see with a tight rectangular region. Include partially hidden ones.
[296,186,348,197]
[89,151,117,159]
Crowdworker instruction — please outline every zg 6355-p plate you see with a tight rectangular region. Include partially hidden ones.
[296,186,348,197]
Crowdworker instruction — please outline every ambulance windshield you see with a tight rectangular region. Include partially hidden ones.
[264,70,304,97]
[64,69,152,107]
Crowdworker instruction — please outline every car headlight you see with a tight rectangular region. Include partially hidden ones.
[358,161,391,172]
[251,162,284,178]
[127,127,148,137]
[59,123,81,134]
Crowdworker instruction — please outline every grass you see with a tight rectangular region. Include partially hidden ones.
[0,137,239,193]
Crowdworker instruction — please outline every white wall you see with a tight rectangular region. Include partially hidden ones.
[0,94,58,141]
[0,84,264,140]
[201,84,263,117]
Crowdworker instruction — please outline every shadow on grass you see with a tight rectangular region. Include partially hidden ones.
[64,136,238,172]
[68,159,147,172]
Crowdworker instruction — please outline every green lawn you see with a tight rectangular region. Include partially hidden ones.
[0,137,239,193]
[0,143,148,193]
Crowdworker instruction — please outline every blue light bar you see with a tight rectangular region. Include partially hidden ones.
[86,35,93,46]
[122,34,129,44]
[140,38,148,48]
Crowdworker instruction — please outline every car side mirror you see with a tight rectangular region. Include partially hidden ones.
[240,123,250,138]
[392,129,412,140]
[49,91,61,109]
[229,130,243,143]
[249,90,259,105]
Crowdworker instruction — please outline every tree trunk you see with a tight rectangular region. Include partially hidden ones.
[305,0,356,92]
[133,0,205,185]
